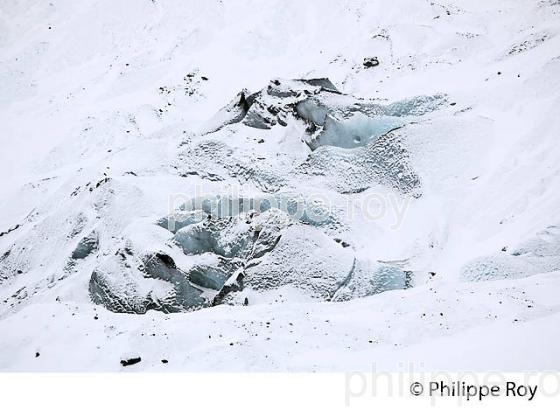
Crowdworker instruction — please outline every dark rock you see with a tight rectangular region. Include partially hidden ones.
[153,252,175,268]
[71,232,98,260]
[93,176,111,190]
[213,271,244,306]
[298,78,339,93]
[0,223,21,238]
[334,238,350,248]
[363,57,380,68]
[120,357,141,367]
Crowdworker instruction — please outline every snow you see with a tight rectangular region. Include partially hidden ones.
[1,0,560,371]
[1,271,559,371]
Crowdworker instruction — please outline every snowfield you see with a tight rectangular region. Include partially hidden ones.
[1,0,560,371]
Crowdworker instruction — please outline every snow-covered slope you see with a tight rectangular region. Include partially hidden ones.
[1,0,560,371]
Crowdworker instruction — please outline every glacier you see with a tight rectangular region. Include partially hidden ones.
[0,0,560,375]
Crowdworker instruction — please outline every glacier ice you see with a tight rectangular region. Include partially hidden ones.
[332,259,408,301]
[7,77,448,316]
[177,78,442,196]
[306,112,404,150]
[460,253,539,282]
[89,248,206,314]
[156,210,206,234]
[173,218,254,259]
[176,140,287,193]
[297,128,421,195]
[176,193,336,227]
[461,226,560,282]
[187,257,244,291]
[205,78,446,152]
[84,76,440,313]
[243,224,355,300]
